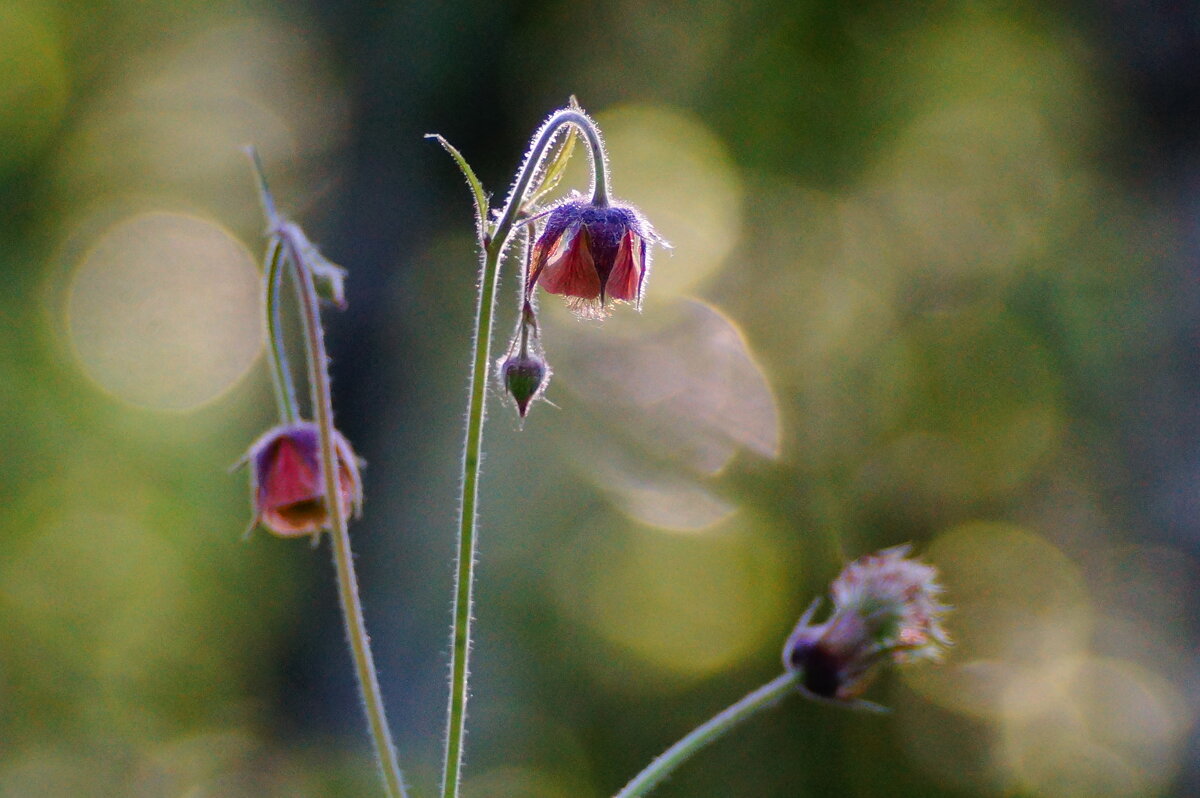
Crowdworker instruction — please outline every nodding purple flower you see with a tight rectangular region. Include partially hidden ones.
[527,198,661,317]
[244,422,363,538]
[783,545,950,703]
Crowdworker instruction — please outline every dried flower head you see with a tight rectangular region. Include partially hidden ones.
[783,545,950,703]
[527,198,661,317]
[244,421,363,538]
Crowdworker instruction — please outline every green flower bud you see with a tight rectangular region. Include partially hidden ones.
[501,352,548,418]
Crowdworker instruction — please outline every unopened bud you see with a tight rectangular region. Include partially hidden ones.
[501,353,548,418]
[243,421,363,538]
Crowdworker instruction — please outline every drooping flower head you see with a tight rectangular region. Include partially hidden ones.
[527,198,661,318]
[244,421,363,538]
[783,545,950,703]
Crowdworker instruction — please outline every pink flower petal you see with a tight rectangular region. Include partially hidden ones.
[605,231,644,303]
[261,436,320,508]
[539,227,601,299]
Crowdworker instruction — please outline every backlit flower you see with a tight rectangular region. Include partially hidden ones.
[244,421,363,538]
[782,545,950,703]
[527,198,660,317]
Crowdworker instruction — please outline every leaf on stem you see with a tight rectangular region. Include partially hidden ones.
[287,222,349,309]
[426,133,490,237]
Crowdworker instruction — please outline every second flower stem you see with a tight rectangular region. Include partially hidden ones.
[614,671,798,798]
[286,231,409,798]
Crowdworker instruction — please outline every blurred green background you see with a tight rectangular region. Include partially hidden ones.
[3,0,1199,795]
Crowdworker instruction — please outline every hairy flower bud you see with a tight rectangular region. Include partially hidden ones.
[528,198,661,317]
[500,352,549,418]
[243,421,363,538]
[783,545,950,703]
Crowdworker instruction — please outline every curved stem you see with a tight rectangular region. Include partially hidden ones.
[579,117,610,207]
[614,672,798,798]
[496,110,609,242]
[263,237,300,423]
[248,146,300,424]
[517,228,535,357]
[442,107,604,798]
[283,229,408,798]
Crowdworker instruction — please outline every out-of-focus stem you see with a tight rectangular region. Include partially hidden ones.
[614,672,798,798]
[284,226,408,798]
[263,238,300,423]
[249,147,408,798]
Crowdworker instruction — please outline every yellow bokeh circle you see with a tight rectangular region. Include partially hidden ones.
[552,517,788,686]
[66,212,262,411]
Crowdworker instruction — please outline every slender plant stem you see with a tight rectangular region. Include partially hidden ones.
[494,109,609,237]
[282,228,408,798]
[263,237,300,423]
[247,147,300,424]
[582,120,610,207]
[248,148,407,796]
[516,229,534,356]
[441,107,608,798]
[614,671,799,798]
[441,237,500,798]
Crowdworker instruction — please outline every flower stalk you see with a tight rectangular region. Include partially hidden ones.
[247,150,408,798]
[614,545,950,797]
[614,672,799,798]
[289,238,407,798]
[437,105,611,798]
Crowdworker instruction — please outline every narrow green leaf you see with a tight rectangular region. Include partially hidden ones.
[244,145,280,228]
[425,133,489,230]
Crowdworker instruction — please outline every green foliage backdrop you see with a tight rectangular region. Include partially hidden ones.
[1,1,1197,795]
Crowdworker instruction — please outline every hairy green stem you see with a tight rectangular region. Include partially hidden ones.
[614,672,798,798]
[495,109,609,238]
[440,237,500,798]
[247,148,299,424]
[263,237,300,423]
[249,148,407,797]
[441,107,608,798]
[284,229,408,798]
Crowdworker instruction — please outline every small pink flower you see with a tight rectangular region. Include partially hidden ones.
[244,422,363,538]
[527,199,660,317]
[783,545,950,703]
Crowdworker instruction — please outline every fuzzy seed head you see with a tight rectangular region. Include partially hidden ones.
[783,545,950,702]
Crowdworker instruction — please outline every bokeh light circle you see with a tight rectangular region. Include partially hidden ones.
[902,522,1092,718]
[66,212,262,410]
[999,656,1189,798]
[552,517,787,685]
